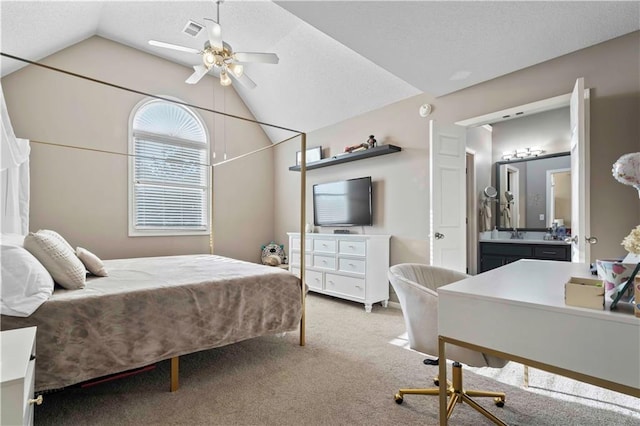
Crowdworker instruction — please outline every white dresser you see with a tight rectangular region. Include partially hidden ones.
[288,232,390,312]
[1,327,40,426]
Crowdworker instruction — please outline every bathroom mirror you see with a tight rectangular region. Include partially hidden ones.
[495,152,571,231]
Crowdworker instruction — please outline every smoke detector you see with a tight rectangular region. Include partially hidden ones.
[419,103,432,117]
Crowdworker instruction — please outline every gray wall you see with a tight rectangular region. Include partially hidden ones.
[275,31,640,271]
[2,36,275,262]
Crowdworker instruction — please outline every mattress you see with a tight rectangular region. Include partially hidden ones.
[1,254,303,391]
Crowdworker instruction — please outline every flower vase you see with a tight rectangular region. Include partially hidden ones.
[595,259,638,300]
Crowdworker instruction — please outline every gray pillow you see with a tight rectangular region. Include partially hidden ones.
[24,231,86,289]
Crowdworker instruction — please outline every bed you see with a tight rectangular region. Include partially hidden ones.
[1,253,303,392]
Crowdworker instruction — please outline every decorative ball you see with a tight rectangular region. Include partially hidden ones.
[612,152,640,197]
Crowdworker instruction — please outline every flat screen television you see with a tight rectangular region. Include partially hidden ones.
[313,176,372,227]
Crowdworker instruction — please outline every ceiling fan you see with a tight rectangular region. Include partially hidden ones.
[148,1,279,88]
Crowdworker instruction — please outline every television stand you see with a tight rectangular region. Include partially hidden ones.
[287,232,390,313]
[333,229,350,234]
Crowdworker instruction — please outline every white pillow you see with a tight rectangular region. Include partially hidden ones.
[23,231,86,289]
[76,247,108,277]
[37,229,74,253]
[0,244,54,317]
[1,233,26,247]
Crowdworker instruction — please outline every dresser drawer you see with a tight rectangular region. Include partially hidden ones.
[325,273,365,300]
[305,269,323,291]
[290,252,311,266]
[338,240,366,256]
[291,237,312,252]
[338,257,366,274]
[313,254,336,270]
[534,245,569,260]
[313,238,337,254]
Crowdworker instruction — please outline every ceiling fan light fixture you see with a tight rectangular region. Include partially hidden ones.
[220,70,232,86]
[203,51,216,67]
[228,63,244,78]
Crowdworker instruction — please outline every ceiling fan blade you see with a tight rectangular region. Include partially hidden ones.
[185,65,209,85]
[203,18,223,50]
[230,72,257,89]
[233,52,279,64]
[149,40,200,54]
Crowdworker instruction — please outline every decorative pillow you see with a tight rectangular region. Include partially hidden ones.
[76,247,108,277]
[0,244,54,317]
[23,231,86,289]
[37,229,74,253]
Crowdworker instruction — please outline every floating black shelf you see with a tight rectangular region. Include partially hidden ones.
[289,144,401,171]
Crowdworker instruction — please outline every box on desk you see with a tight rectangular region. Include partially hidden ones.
[565,277,604,310]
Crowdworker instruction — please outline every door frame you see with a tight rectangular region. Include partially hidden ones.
[466,149,477,275]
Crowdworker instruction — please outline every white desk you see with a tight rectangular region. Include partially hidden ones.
[437,259,640,425]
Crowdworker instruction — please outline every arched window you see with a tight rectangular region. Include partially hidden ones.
[128,98,209,236]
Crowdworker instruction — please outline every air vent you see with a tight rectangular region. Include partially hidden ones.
[183,20,204,37]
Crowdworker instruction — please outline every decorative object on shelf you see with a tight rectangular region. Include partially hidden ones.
[612,152,640,197]
[343,135,377,154]
[296,146,322,166]
[367,135,377,148]
[260,241,287,266]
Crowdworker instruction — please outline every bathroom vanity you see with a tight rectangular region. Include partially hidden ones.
[479,239,571,273]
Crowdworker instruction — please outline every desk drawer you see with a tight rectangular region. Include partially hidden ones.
[534,245,569,260]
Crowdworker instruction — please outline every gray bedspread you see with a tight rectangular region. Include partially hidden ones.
[1,254,303,391]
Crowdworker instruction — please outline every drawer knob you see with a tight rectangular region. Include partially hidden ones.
[28,395,43,406]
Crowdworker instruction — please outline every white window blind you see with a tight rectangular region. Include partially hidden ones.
[129,99,209,235]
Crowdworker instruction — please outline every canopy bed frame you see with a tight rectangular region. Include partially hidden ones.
[0,52,310,393]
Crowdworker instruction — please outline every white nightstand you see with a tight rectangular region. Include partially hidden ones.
[1,327,40,426]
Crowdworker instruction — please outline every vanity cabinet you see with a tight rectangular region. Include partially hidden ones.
[288,232,390,312]
[479,241,570,273]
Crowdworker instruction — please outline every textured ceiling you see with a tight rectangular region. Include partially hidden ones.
[1,1,638,142]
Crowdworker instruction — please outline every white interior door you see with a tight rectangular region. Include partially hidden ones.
[430,120,466,272]
[570,77,591,263]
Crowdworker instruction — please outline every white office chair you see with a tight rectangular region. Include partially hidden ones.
[389,263,507,423]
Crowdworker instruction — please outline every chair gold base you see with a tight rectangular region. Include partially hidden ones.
[394,362,507,425]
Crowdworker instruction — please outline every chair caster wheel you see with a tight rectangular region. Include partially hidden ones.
[394,393,403,404]
[494,397,505,407]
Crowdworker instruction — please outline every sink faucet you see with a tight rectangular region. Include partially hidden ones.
[511,228,524,239]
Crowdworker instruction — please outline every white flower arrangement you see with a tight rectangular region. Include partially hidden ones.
[621,225,640,255]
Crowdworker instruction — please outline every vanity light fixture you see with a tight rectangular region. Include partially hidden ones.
[502,147,544,161]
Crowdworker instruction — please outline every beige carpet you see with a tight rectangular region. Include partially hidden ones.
[35,293,639,425]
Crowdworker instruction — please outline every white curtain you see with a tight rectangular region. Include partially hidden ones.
[1,82,30,235]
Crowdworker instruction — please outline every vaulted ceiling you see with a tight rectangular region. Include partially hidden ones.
[1,1,638,142]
